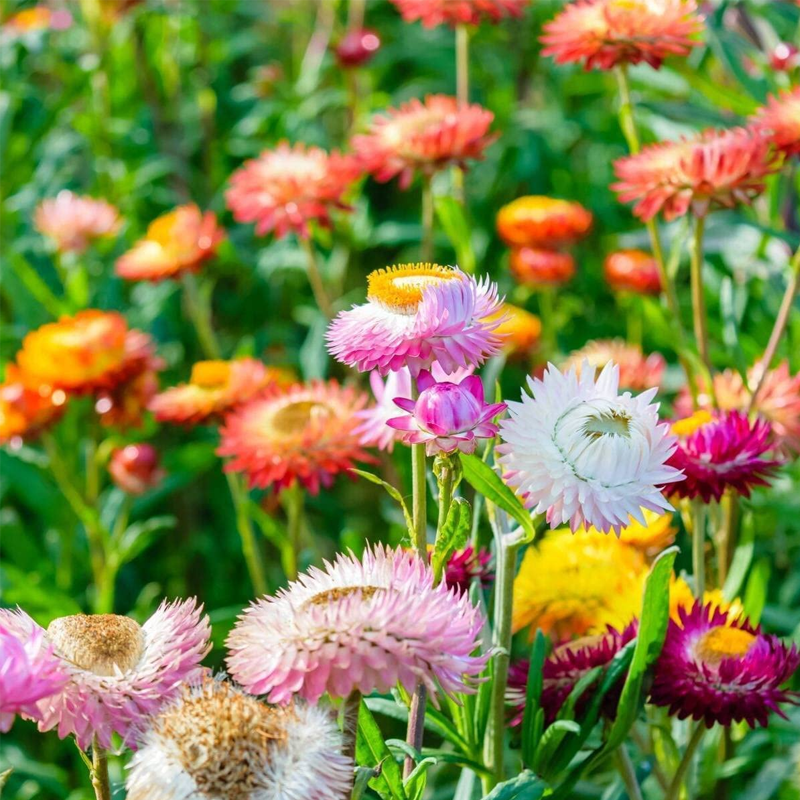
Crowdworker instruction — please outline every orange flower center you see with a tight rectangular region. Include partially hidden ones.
[695,626,756,666]
[672,410,714,437]
[367,263,460,315]
[191,360,232,389]
[271,400,332,437]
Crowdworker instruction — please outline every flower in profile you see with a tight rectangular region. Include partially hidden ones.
[613,127,782,221]
[127,679,352,800]
[668,410,779,503]
[226,141,362,239]
[0,600,211,749]
[218,380,372,495]
[499,362,681,534]
[486,304,541,358]
[327,263,504,376]
[650,601,799,727]
[336,27,381,67]
[391,0,529,27]
[109,444,165,495]
[352,95,495,188]
[604,249,662,295]
[226,545,486,704]
[752,87,800,158]
[512,529,648,638]
[387,369,506,455]
[444,546,493,595]
[34,191,120,254]
[669,577,744,625]
[562,339,666,391]
[0,365,67,446]
[497,196,593,248]
[116,204,225,282]
[0,624,67,733]
[509,247,576,287]
[541,0,703,70]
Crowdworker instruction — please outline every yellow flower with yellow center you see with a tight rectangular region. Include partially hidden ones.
[486,304,541,357]
[669,577,745,625]
[367,263,460,315]
[583,509,676,557]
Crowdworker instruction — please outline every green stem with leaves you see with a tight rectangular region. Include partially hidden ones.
[666,725,706,800]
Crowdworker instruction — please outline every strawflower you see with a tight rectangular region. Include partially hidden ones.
[604,249,662,295]
[34,190,120,254]
[390,0,529,27]
[562,339,666,391]
[486,303,541,357]
[0,365,67,446]
[509,247,576,286]
[752,87,800,158]
[497,196,593,248]
[669,577,744,625]
[108,444,165,495]
[444,545,493,595]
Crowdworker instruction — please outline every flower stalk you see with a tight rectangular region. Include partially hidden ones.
[692,500,707,599]
[421,175,435,262]
[182,273,221,360]
[91,736,111,800]
[300,236,335,318]
[666,724,706,800]
[226,472,268,597]
[689,214,711,374]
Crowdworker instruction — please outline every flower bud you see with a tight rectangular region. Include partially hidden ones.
[335,28,381,68]
[109,444,164,495]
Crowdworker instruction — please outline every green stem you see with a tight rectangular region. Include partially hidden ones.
[666,725,706,800]
[432,461,456,585]
[90,737,111,800]
[11,255,67,318]
[225,472,268,596]
[692,500,706,599]
[625,295,643,349]
[538,287,556,356]
[299,236,334,318]
[716,492,737,587]
[421,175,435,262]
[615,746,644,800]
[182,273,221,359]
[689,215,711,375]
[342,690,362,767]
[282,483,305,582]
[452,24,469,202]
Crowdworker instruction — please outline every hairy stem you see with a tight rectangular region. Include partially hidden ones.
[91,737,111,800]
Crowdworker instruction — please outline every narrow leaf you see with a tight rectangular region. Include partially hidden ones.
[743,558,770,625]
[434,195,476,273]
[481,770,547,800]
[351,470,414,536]
[521,630,548,769]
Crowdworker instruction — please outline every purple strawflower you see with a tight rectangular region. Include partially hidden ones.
[444,546,493,595]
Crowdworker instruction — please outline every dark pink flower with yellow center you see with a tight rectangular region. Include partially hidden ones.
[390,0,529,28]
[509,248,576,287]
[541,0,703,71]
[34,191,120,254]
[650,601,799,728]
[752,87,800,158]
[497,196,593,249]
[604,249,662,295]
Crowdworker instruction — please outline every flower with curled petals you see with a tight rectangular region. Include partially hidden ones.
[226,142,362,239]
[390,0,529,27]
[127,679,352,800]
[509,248,576,287]
[218,380,372,495]
[0,365,67,446]
[562,339,665,391]
[352,95,495,189]
[0,600,211,749]
[498,361,681,534]
[226,545,486,704]
[34,191,120,254]
[497,196,593,248]
[650,601,799,728]
[327,263,504,376]
[613,127,782,221]
[541,0,704,71]
[604,249,662,295]
[752,87,800,158]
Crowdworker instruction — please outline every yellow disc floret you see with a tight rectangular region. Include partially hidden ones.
[191,360,233,389]
[367,263,460,314]
[672,409,714,437]
[695,626,756,665]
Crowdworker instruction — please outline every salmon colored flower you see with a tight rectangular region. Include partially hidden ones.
[613,127,782,221]
[562,339,666,391]
[497,196,593,248]
[604,249,662,295]
[752,87,800,158]
[390,0,529,27]
[669,577,744,625]
[3,5,71,35]
[487,304,541,357]
[218,381,373,495]
[509,247,576,286]
[226,142,362,239]
[116,204,224,282]
[34,191,120,254]
[352,95,495,188]
[109,444,165,495]
[0,365,67,446]
[541,0,703,71]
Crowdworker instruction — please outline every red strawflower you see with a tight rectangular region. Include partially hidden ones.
[603,249,662,295]
[509,247,576,286]
[390,0,529,28]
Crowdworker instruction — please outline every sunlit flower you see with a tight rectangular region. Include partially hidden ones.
[613,127,782,221]
[390,0,529,27]
[668,410,779,503]
[604,249,662,295]
[218,380,372,495]
[352,95,495,189]
[541,0,703,70]
[327,263,504,376]
[227,545,486,704]
[487,303,541,357]
[226,141,362,239]
[512,529,648,638]
[387,369,506,455]
[0,600,210,749]
[34,191,120,254]
[497,196,593,248]
[650,601,799,727]
[669,577,744,625]
[116,204,225,282]
[444,546,493,595]
[109,444,165,495]
[562,339,666,391]
[509,247,576,287]
[0,364,67,446]
[752,87,800,158]
[499,362,681,534]
[127,679,352,800]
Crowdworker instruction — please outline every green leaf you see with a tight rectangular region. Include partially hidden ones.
[533,721,581,776]
[481,769,547,800]
[723,512,754,602]
[434,195,476,273]
[719,278,749,380]
[521,630,548,769]
[743,558,770,625]
[356,701,407,800]
[555,666,604,722]
[432,497,471,580]
[117,516,176,564]
[351,470,414,537]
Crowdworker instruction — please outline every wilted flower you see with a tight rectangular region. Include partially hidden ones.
[34,191,120,254]
[218,380,372,495]
[444,545,493,595]
[604,249,662,295]
[487,304,541,357]
[387,369,506,455]
[116,204,225,282]
[226,545,486,704]
[335,28,381,67]
[327,263,504,376]
[752,87,800,158]
[562,339,666,391]
[497,196,593,248]
[499,362,681,533]
[226,141,362,239]
[390,0,529,27]
[651,601,800,727]
[0,365,67,446]
[127,679,352,800]
[509,247,576,287]
[352,95,495,188]
[109,444,165,495]
[613,127,782,221]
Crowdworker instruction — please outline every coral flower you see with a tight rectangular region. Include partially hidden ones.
[387,369,506,455]
[668,410,780,503]
[0,365,67,446]
[390,0,529,27]
[498,362,681,534]
[444,546,493,595]
[604,249,662,295]
[497,196,593,248]
[562,339,666,391]
[109,444,165,495]
[352,95,495,188]
[0,624,67,733]
[487,304,541,357]
[541,0,703,70]
[116,204,224,282]
[752,87,800,158]
[512,529,648,638]
[127,679,352,800]
[613,127,782,221]
[226,545,486,704]
[509,247,576,287]
[34,191,120,254]
[226,141,362,239]
[149,359,287,426]
[327,263,504,376]
[0,600,211,749]
[669,577,744,625]
[650,601,799,727]
[218,380,372,495]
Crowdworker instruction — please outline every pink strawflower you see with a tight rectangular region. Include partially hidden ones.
[562,339,666,391]
[34,190,121,254]
[444,546,493,595]
[752,87,800,158]
[390,0,529,28]
[0,600,211,749]
[226,545,487,705]
[327,263,504,376]
[650,601,799,728]
[388,369,506,455]
[0,624,67,732]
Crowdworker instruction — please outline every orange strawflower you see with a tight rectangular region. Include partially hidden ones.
[0,365,67,446]
[390,0,529,27]
[604,249,662,295]
[34,191,121,254]
[487,303,541,357]
[509,247,576,286]
[562,339,665,390]
[496,196,593,248]
[752,87,800,158]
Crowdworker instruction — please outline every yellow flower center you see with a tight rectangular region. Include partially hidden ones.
[584,409,631,438]
[191,360,232,389]
[367,263,460,315]
[672,410,714,437]
[695,626,756,666]
[271,400,332,437]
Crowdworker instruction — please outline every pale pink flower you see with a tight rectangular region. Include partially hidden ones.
[34,190,121,253]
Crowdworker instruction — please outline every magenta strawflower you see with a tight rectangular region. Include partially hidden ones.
[226,545,486,705]
[650,601,799,727]
[444,545,493,595]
